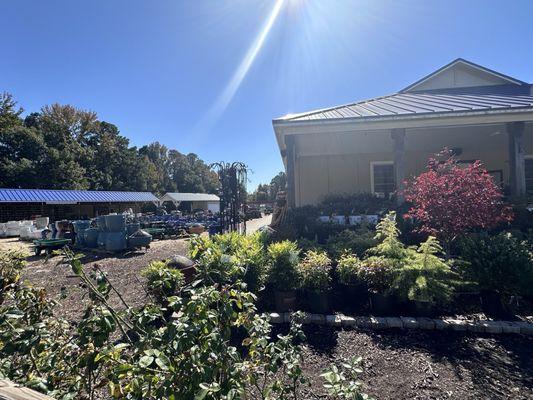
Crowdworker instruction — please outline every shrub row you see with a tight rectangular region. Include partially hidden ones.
[187,213,533,317]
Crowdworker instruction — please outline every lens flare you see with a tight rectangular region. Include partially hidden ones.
[198,0,286,132]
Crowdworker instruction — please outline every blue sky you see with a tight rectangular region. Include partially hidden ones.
[2,0,533,190]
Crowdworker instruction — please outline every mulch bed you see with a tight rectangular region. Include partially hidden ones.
[295,325,533,399]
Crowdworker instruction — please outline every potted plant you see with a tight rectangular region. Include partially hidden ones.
[336,253,367,312]
[356,256,395,315]
[266,241,301,312]
[299,250,332,313]
[458,232,533,318]
[390,237,459,317]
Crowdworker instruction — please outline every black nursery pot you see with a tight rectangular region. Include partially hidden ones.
[410,300,435,317]
[338,283,368,313]
[369,292,396,316]
[274,290,298,312]
[306,290,331,314]
[480,289,511,318]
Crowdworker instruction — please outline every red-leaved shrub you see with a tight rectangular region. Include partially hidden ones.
[403,149,512,251]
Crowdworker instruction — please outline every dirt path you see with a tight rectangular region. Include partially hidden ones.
[22,238,189,321]
[246,214,272,234]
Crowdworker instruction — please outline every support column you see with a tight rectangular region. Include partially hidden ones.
[392,128,406,205]
[285,135,296,208]
[508,121,526,197]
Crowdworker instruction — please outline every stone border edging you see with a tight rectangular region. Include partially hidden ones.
[268,313,533,335]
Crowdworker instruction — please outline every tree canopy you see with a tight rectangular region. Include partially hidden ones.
[0,92,219,194]
[249,171,286,202]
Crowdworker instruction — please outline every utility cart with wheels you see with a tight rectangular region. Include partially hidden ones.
[32,238,72,256]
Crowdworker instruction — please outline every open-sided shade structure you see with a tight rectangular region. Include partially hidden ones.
[159,192,220,213]
[0,188,158,222]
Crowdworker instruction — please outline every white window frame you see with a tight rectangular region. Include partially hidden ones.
[525,155,533,193]
[370,161,394,195]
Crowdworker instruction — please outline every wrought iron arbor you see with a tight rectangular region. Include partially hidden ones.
[211,162,248,233]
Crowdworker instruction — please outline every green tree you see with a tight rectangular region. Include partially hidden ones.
[0,92,23,131]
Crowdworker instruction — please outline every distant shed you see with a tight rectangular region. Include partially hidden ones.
[0,188,158,222]
[160,192,220,213]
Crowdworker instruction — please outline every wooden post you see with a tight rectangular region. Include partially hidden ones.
[285,135,296,208]
[508,121,526,197]
[392,128,406,205]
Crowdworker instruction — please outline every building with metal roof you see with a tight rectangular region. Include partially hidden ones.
[160,192,220,213]
[273,59,533,207]
[0,188,158,222]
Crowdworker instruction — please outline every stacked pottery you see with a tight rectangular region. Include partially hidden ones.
[97,216,108,247]
[105,215,127,252]
[85,228,99,248]
[73,220,91,247]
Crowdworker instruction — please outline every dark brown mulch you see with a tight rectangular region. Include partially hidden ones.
[22,239,189,321]
[295,325,533,400]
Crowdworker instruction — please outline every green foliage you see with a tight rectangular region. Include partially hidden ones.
[298,250,332,293]
[0,92,23,130]
[142,260,185,300]
[248,171,286,202]
[0,94,218,193]
[320,356,373,400]
[458,232,533,296]
[189,232,267,292]
[356,256,395,293]
[0,250,26,303]
[336,253,362,286]
[0,249,301,399]
[266,240,301,291]
[368,212,407,261]
[326,228,378,259]
[0,245,374,400]
[390,237,460,305]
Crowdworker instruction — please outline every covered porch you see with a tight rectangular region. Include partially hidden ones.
[280,115,533,207]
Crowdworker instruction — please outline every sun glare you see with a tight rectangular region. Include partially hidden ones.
[198,0,286,132]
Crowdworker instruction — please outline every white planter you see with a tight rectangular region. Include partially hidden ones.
[348,215,363,225]
[332,215,346,225]
[364,215,379,225]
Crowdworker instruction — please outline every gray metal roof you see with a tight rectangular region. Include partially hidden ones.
[160,193,220,202]
[0,188,158,203]
[277,88,533,122]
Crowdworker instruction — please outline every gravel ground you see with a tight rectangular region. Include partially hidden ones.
[21,238,189,321]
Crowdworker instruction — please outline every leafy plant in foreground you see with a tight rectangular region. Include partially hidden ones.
[321,356,374,399]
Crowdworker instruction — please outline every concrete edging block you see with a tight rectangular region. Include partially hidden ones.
[265,311,533,335]
[385,317,403,329]
[326,315,343,327]
[269,313,283,324]
[341,315,357,327]
[400,317,419,329]
[417,317,436,330]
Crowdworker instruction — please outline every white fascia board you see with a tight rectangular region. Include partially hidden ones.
[273,108,533,136]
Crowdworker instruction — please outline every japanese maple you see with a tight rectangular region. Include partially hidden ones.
[403,149,512,253]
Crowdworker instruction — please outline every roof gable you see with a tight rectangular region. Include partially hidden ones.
[401,58,526,93]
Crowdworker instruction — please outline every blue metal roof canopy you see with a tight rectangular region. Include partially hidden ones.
[0,188,158,203]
